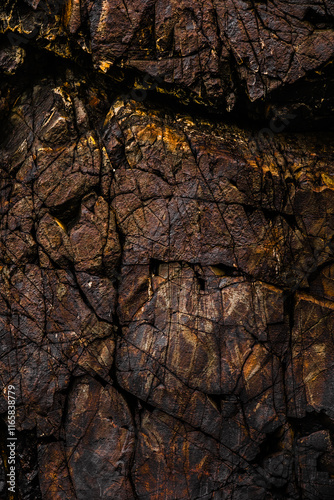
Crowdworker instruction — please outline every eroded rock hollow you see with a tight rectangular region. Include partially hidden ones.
[1,0,334,498]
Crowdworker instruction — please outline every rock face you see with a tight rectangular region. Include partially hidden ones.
[1,1,334,499]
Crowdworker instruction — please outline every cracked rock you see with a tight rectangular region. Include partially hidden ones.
[1,1,334,499]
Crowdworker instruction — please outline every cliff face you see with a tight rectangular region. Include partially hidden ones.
[1,1,334,499]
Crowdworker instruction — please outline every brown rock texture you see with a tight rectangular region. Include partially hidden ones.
[1,1,334,499]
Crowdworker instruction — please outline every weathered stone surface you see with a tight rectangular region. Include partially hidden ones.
[1,0,334,118]
[1,1,334,499]
[38,377,135,499]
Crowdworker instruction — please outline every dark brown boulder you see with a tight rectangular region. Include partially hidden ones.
[1,1,334,499]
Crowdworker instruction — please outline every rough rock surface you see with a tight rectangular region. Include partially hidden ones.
[1,1,334,499]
